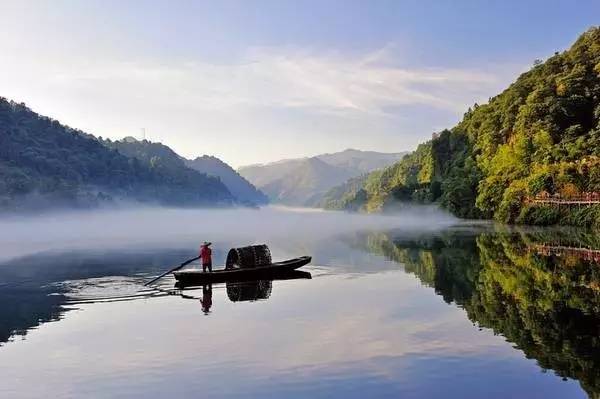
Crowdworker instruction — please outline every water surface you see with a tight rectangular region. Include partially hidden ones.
[0,208,598,398]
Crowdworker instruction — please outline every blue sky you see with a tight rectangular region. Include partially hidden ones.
[1,1,598,166]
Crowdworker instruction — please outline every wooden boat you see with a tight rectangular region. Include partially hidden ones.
[173,256,312,286]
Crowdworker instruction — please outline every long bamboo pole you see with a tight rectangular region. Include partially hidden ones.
[144,255,200,286]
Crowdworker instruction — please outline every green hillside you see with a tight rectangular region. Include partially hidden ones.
[185,155,268,205]
[0,99,232,211]
[100,136,235,203]
[326,27,600,227]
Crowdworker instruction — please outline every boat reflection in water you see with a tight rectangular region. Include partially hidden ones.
[178,270,312,314]
[225,270,314,302]
[227,280,271,302]
[188,279,273,315]
[200,285,212,314]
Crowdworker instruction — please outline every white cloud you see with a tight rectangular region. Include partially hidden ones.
[1,46,522,165]
[4,46,512,115]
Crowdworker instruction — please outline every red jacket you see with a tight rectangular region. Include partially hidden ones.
[200,246,212,264]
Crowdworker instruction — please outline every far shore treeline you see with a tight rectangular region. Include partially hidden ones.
[323,27,600,228]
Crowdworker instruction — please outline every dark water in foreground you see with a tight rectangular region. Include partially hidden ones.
[0,210,599,398]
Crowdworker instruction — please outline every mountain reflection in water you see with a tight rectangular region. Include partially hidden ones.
[0,226,599,398]
[358,227,600,398]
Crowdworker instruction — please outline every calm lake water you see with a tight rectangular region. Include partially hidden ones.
[0,207,598,398]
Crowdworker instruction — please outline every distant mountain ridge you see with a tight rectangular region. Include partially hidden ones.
[0,99,233,211]
[185,155,268,205]
[260,157,353,205]
[103,136,191,171]
[104,137,268,206]
[238,149,406,206]
[316,149,405,173]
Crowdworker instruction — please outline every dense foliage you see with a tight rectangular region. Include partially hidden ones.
[0,100,232,211]
[100,137,237,203]
[105,138,268,205]
[318,174,369,210]
[325,27,600,227]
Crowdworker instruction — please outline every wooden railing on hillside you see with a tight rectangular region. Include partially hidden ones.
[531,244,600,264]
[526,192,600,206]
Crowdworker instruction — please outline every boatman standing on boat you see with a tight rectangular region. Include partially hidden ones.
[200,242,212,272]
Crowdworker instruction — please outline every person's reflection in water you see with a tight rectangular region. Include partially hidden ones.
[200,284,212,315]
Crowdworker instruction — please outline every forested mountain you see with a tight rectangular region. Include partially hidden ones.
[318,174,370,210]
[101,136,190,171]
[326,27,600,228]
[0,99,233,211]
[238,149,405,206]
[184,156,268,205]
[104,138,267,205]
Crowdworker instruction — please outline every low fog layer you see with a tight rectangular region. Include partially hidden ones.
[0,206,457,263]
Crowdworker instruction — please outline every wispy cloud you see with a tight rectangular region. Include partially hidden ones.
[14,46,515,116]
[1,46,523,165]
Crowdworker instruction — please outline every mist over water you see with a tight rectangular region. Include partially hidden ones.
[1,205,599,398]
[0,205,457,263]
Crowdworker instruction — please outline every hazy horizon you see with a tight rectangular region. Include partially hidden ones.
[2,1,599,167]
[0,205,458,263]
